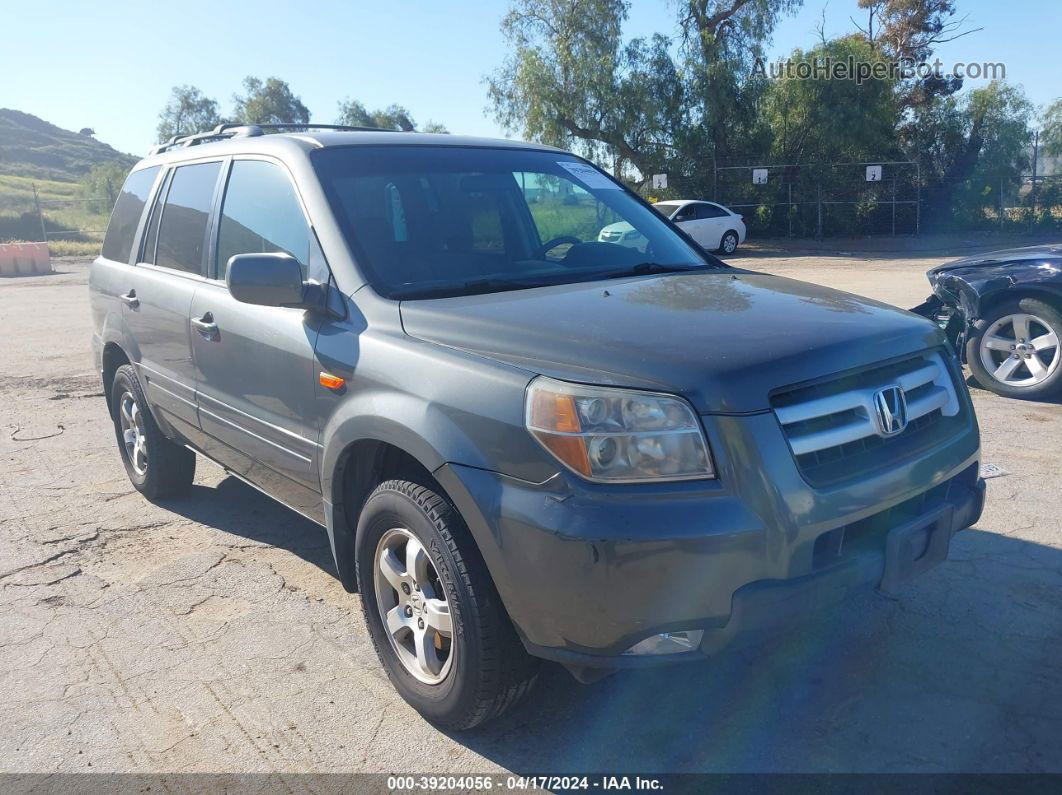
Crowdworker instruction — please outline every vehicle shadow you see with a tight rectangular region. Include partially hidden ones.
[450,526,1062,773]
[157,472,1061,771]
[165,476,337,576]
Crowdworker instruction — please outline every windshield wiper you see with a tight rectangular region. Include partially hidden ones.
[389,263,712,299]
[390,276,563,299]
[588,261,709,281]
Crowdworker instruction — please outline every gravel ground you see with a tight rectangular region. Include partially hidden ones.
[1,251,1060,775]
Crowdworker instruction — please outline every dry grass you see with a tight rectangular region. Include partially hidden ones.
[47,239,102,257]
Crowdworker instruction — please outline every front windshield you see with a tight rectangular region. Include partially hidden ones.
[312,146,719,299]
[652,202,682,218]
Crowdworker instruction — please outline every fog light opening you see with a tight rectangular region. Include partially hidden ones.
[622,630,704,656]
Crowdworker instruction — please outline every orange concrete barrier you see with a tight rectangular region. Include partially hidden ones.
[0,243,51,277]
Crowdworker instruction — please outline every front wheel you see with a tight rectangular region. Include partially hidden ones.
[356,480,539,729]
[717,230,739,255]
[966,297,1062,399]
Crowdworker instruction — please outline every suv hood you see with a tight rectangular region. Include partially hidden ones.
[400,271,944,413]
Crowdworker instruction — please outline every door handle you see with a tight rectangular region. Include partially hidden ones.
[191,313,218,337]
[119,290,139,308]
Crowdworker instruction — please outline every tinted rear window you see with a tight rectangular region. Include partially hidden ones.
[101,167,159,263]
[155,162,222,274]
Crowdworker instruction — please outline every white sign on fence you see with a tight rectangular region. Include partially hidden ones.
[866,165,882,182]
[652,173,668,189]
[752,168,768,185]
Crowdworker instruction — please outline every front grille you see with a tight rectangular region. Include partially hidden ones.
[771,351,965,486]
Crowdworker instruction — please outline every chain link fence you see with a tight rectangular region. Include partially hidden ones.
[0,183,113,256]
[713,161,921,238]
[32,183,112,243]
[707,161,1061,239]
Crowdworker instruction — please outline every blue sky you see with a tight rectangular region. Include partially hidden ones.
[2,0,1058,157]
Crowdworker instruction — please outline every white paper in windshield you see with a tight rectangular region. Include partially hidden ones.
[556,161,621,190]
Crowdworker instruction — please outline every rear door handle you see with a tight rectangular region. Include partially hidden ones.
[119,290,139,308]
[191,312,218,337]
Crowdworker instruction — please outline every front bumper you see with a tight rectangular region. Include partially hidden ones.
[434,400,982,668]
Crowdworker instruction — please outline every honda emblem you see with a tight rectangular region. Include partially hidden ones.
[874,385,908,436]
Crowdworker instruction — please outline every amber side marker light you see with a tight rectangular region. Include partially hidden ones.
[319,373,346,390]
[526,387,592,477]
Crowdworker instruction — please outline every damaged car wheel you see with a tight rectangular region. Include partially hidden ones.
[967,298,1062,399]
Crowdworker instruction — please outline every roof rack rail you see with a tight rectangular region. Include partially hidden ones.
[148,122,399,155]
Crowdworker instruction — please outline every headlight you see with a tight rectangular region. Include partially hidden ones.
[525,377,715,482]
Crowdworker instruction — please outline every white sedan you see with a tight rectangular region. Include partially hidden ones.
[598,200,747,255]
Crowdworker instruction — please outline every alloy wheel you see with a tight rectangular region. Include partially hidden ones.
[119,391,148,476]
[373,527,455,684]
[979,312,1060,388]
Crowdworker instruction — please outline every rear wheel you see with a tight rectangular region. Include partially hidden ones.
[967,297,1062,399]
[356,480,539,729]
[717,230,739,255]
[111,364,195,499]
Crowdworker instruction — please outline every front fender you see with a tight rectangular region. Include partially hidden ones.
[313,313,559,591]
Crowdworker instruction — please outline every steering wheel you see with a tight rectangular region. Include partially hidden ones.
[537,236,582,259]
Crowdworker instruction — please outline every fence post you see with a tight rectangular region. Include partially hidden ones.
[788,182,793,237]
[915,163,921,235]
[816,182,823,240]
[999,178,1004,232]
[32,185,48,243]
[891,177,896,236]
[1030,129,1039,229]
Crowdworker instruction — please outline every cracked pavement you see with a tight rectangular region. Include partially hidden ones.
[0,255,1060,774]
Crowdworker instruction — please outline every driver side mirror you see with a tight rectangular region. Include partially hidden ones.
[226,253,308,308]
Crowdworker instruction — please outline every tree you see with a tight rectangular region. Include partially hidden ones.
[854,0,979,108]
[78,127,95,137]
[336,99,448,132]
[487,0,800,191]
[906,81,1033,226]
[763,36,899,165]
[677,0,803,162]
[1042,99,1062,158]
[80,162,130,213]
[232,77,310,125]
[157,85,222,143]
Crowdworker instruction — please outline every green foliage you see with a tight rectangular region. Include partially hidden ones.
[905,81,1034,229]
[79,162,129,214]
[489,0,1049,235]
[157,85,222,143]
[1042,99,1062,158]
[488,0,806,191]
[762,36,899,164]
[336,100,448,133]
[232,77,310,125]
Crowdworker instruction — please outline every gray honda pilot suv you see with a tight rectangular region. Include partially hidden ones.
[90,124,985,729]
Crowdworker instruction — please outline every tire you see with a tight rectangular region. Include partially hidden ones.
[356,480,539,729]
[110,364,195,499]
[717,230,739,255]
[966,297,1062,400]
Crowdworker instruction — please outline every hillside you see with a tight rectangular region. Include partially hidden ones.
[0,109,136,182]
